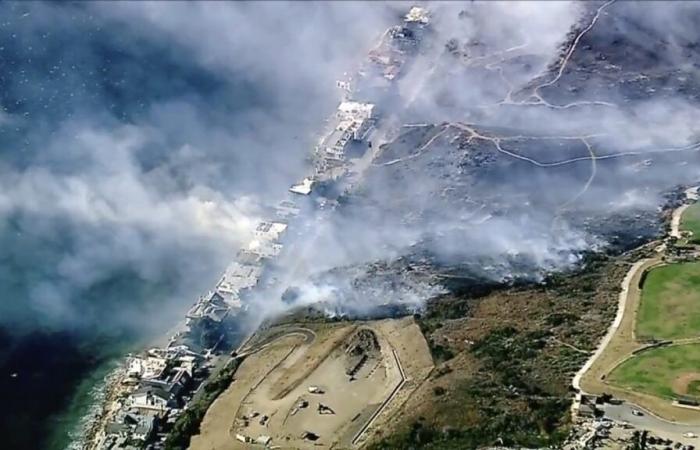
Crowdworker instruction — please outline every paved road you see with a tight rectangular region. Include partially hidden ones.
[239,327,316,357]
[572,258,652,392]
[603,403,700,445]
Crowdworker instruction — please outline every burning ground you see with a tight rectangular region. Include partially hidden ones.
[259,0,700,320]
[3,1,700,449]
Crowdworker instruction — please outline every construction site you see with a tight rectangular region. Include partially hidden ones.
[189,317,434,449]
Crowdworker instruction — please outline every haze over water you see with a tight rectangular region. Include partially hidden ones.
[0,2,342,447]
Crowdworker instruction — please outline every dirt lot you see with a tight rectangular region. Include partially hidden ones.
[189,318,433,449]
[189,333,309,450]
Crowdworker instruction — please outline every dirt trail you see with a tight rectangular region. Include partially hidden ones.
[672,372,700,397]
[536,0,616,93]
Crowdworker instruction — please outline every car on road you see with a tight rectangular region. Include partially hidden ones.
[684,432,697,439]
[632,409,644,416]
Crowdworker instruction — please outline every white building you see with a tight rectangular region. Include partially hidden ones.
[246,221,286,259]
[290,177,315,195]
[318,101,376,161]
[276,200,301,219]
[128,386,177,413]
[337,101,375,124]
[254,221,288,241]
[247,239,283,259]
[185,291,229,326]
[126,356,168,381]
[217,262,263,297]
[404,6,430,25]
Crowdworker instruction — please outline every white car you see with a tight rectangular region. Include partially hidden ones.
[632,409,644,416]
[684,432,697,439]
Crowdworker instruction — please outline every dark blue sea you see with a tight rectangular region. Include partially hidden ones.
[0,1,355,448]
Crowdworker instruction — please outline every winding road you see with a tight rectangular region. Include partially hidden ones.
[571,193,700,441]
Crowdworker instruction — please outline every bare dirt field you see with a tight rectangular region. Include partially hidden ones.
[189,318,433,449]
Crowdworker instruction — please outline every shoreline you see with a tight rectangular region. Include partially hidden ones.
[75,8,432,449]
[81,367,129,450]
[70,317,191,450]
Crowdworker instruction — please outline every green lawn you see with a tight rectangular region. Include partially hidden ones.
[637,262,700,340]
[609,344,700,400]
[681,203,700,242]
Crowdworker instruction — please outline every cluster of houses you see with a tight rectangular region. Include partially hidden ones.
[288,99,378,195]
[100,346,204,449]
[94,6,431,449]
[97,202,299,449]
[288,6,431,197]
[181,215,295,349]
[366,6,429,82]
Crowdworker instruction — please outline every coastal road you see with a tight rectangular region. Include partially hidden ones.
[671,186,699,238]
[572,258,652,393]
[572,194,700,441]
[602,403,700,445]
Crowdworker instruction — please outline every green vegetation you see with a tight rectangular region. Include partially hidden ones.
[637,262,700,340]
[417,318,456,363]
[369,256,624,450]
[164,358,240,450]
[609,344,700,400]
[368,413,570,450]
[370,327,571,450]
[681,202,700,243]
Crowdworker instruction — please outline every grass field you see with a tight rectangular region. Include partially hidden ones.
[609,344,700,400]
[637,262,700,340]
[681,203,700,242]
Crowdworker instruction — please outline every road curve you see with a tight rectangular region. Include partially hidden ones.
[238,327,316,357]
[572,258,651,392]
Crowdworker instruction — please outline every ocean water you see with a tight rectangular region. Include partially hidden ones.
[0,3,227,446]
[0,1,365,447]
[0,3,278,449]
[0,214,209,449]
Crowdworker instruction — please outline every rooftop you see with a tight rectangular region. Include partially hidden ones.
[217,262,263,295]
[247,239,283,258]
[290,177,315,195]
[405,6,430,24]
[337,101,375,120]
[254,221,288,239]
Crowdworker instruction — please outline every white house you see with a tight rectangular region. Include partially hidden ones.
[128,385,177,413]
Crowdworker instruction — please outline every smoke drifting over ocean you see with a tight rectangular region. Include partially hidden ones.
[3,2,700,447]
[3,0,700,331]
[0,1,402,332]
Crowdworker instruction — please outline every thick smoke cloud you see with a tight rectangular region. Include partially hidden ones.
[246,0,700,316]
[3,1,700,332]
[0,1,404,332]
[10,3,700,449]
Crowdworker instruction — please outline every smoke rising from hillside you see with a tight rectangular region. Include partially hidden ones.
[2,1,700,331]
[0,1,400,331]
